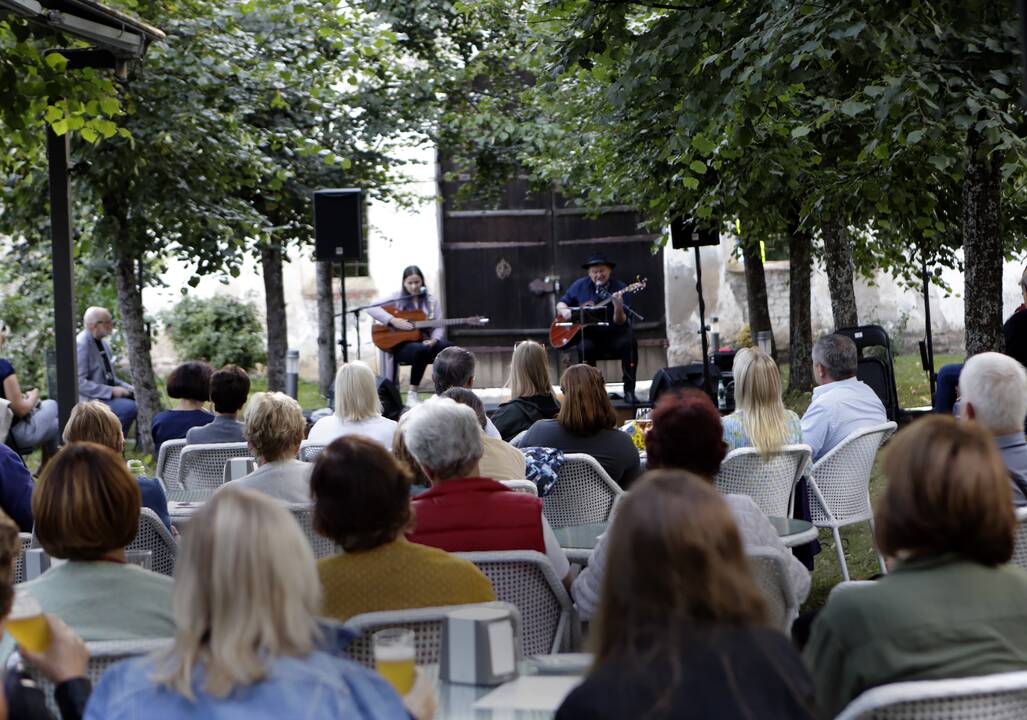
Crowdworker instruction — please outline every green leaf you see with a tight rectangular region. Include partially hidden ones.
[81,127,99,143]
[50,119,69,136]
[689,160,707,175]
[682,176,699,190]
[44,53,67,71]
[791,125,811,139]
[906,129,925,145]
[690,134,717,155]
[990,70,1010,85]
[99,97,120,116]
[840,100,870,117]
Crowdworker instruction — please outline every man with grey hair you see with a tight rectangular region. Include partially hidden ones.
[404,397,572,587]
[958,352,1027,506]
[75,306,137,435]
[801,334,887,461]
[431,346,502,438]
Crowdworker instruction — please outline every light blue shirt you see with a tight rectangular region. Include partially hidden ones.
[995,432,1027,507]
[85,650,409,719]
[800,377,887,461]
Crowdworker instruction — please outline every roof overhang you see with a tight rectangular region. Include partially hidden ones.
[0,0,164,58]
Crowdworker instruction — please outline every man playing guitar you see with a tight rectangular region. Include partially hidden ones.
[556,253,640,404]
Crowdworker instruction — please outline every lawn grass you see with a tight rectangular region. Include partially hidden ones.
[781,353,963,610]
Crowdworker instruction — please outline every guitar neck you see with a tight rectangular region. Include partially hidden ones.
[412,317,476,329]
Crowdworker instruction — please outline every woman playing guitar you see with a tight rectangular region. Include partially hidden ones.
[366,265,452,407]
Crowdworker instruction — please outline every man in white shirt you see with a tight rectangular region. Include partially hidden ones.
[801,334,887,461]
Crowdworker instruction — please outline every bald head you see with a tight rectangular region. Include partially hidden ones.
[84,307,113,340]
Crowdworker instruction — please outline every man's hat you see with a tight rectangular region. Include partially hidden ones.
[581,252,616,269]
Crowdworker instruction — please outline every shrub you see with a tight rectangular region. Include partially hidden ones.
[161,295,266,371]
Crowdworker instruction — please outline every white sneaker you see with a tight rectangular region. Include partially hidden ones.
[406,389,420,407]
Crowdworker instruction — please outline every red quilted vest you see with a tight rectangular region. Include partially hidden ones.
[408,477,546,553]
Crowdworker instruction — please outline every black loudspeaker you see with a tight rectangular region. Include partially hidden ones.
[377,376,403,421]
[649,363,723,403]
[313,188,363,261]
[670,217,720,249]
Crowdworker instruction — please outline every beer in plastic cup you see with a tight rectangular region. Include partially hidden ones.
[6,588,49,653]
[373,628,415,694]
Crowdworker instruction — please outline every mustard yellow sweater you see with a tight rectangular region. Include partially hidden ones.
[318,537,496,621]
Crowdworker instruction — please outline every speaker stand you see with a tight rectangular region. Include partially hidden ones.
[338,258,349,364]
[695,246,712,397]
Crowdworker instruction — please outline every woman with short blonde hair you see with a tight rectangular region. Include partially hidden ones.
[518,364,641,488]
[491,341,560,441]
[722,347,801,458]
[226,392,311,503]
[85,487,417,717]
[308,362,397,448]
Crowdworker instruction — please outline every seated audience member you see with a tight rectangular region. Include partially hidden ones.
[76,306,136,437]
[403,397,572,587]
[432,346,502,438]
[63,402,172,531]
[0,443,33,531]
[0,321,59,462]
[491,340,560,441]
[314,436,494,621]
[723,347,801,455]
[150,362,214,455]
[222,392,310,503]
[442,387,526,481]
[0,508,93,720]
[184,364,249,445]
[84,487,429,719]
[308,362,397,448]
[517,364,641,488]
[572,390,809,622]
[957,352,1027,506]
[557,472,816,720]
[20,443,175,642]
[804,416,1027,718]
[801,334,886,461]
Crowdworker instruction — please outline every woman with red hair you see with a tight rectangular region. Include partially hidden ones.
[570,390,810,621]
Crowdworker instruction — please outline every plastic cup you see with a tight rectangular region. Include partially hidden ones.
[374,628,415,694]
[7,589,49,653]
[126,459,145,476]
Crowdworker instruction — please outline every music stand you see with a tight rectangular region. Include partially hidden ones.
[569,306,611,366]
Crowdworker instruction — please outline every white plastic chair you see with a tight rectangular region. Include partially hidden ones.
[746,546,798,633]
[287,503,340,560]
[543,453,623,528]
[715,444,812,518]
[14,532,30,584]
[299,441,327,463]
[457,550,576,656]
[155,438,187,491]
[343,601,521,668]
[807,422,897,581]
[1012,507,1027,572]
[127,508,178,577]
[11,638,172,716]
[500,479,539,497]
[178,442,252,490]
[834,671,1027,720]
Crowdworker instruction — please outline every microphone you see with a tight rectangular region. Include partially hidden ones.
[419,287,427,295]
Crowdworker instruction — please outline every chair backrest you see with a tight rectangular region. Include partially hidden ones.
[836,325,901,421]
[14,532,30,584]
[456,550,574,656]
[544,453,623,528]
[858,358,898,421]
[299,441,327,463]
[808,422,897,527]
[287,503,340,560]
[1012,507,1027,572]
[746,546,797,633]
[13,638,172,716]
[128,508,178,577]
[714,445,812,517]
[343,601,521,668]
[155,438,187,490]
[834,671,1027,720]
[178,442,252,490]
[500,479,539,497]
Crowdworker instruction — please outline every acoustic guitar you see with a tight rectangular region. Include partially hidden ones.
[548,279,647,349]
[372,307,489,351]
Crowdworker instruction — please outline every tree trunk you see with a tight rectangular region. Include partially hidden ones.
[261,239,288,392]
[963,130,1004,356]
[740,236,777,360]
[787,220,814,393]
[110,239,161,457]
[821,213,859,330]
[316,260,336,399]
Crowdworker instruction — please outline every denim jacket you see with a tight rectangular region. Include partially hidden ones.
[84,650,409,719]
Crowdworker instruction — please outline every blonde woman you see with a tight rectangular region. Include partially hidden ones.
[722,347,801,457]
[84,487,433,718]
[222,392,309,503]
[491,341,560,441]
[308,361,397,448]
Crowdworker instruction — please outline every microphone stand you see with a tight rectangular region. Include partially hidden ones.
[339,291,429,361]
